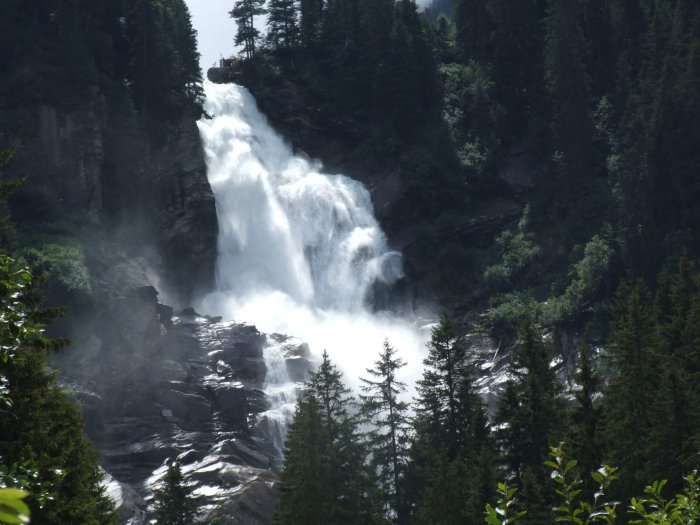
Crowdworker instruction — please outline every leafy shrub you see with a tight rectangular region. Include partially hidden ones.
[485,444,700,525]
[542,235,612,324]
[20,242,91,295]
[440,61,504,173]
[484,206,540,290]
[0,488,30,525]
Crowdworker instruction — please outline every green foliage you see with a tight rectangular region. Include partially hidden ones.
[152,461,197,525]
[126,0,204,120]
[541,235,612,324]
[0,256,115,525]
[360,340,410,520]
[231,0,268,60]
[629,474,700,525]
[409,316,495,525]
[488,446,700,525]
[484,207,540,290]
[0,256,47,408]
[0,488,29,525]
[495,320,563,525]
[546,444,619,525]
[440,61,503,174]
[267,0,300,50]
[0,151,19,252]
[275,352,384,525]
[484,482,526,525]
[20,243,91,295]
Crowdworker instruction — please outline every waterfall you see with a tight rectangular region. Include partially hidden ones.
[197,81,427,445]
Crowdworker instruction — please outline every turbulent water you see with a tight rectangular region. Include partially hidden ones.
[197,81,428,436]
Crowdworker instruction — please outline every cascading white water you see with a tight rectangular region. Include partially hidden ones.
[198,81,428,441]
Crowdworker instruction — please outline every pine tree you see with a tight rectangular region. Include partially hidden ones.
[360,340,410,522]
[486,0,547,132]
[125,0,204,121]
[171,0,204,108]
[647,260,700,490]
[544,0,595,229]
[231,0,267,60]
[277,352,383,525]
[414,316,469,456]
[267,0,300,50]
[454,0,491,62]
[601,280,659,499]
[300,0,324,48]
[275,393,326,524]
[494,320,562,525]
[152,461,197,525]
[0,256,116,525]
[568,338,601,499]
[408,317,495,525]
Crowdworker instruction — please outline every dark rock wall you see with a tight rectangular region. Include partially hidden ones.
[0,88,217,306]
[58,283,280,523]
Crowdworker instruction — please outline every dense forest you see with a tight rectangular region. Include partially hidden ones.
[2,0,700,524]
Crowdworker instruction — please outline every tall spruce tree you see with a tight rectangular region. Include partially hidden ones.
[267,0,300,50]
[277,352,383,525]
[414,317,469,455]
[568,338,601,499]
[408,317,495,525]
[300,0,324,48]
[647,260,700,490]
[360,340,410,523]
[231,0,267,60]
[544,0,595,231]
[275,393,326,525]
[494,320,562,525]
[601,280,659,500]
[152,461,197,525]
[454,0,491,62]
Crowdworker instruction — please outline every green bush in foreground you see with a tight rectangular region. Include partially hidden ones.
[0,488,30,524]
[485,444,700,525]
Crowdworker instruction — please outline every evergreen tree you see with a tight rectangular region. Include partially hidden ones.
[0,256,115,525]
[360,340,410,523]
[275,393,326,525]
[544,0,595,229]
[171,0,205,108]
[601,280,659,499]
[486,0,547,132]
[231,0,267,60]
[647,260,700,489]
[568,338,601,499]
[267,0,300,50]
[494,320,562,525]
[300,0,324,48]
[414,317,469,455]
[277,352,383,525]
[408,317,495,525]
[454,0,491,62]
[152,461,197,525]
[125,0,204,121]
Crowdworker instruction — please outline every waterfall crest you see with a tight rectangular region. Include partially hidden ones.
[197,80,427,432]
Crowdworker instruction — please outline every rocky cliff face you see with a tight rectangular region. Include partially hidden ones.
[0,87,217,306]
[56,271,312,523]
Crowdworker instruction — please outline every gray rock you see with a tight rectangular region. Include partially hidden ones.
[157,389,211,424]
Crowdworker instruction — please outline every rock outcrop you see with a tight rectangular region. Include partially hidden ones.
[58,283,284,524]
[0,89,217,306]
